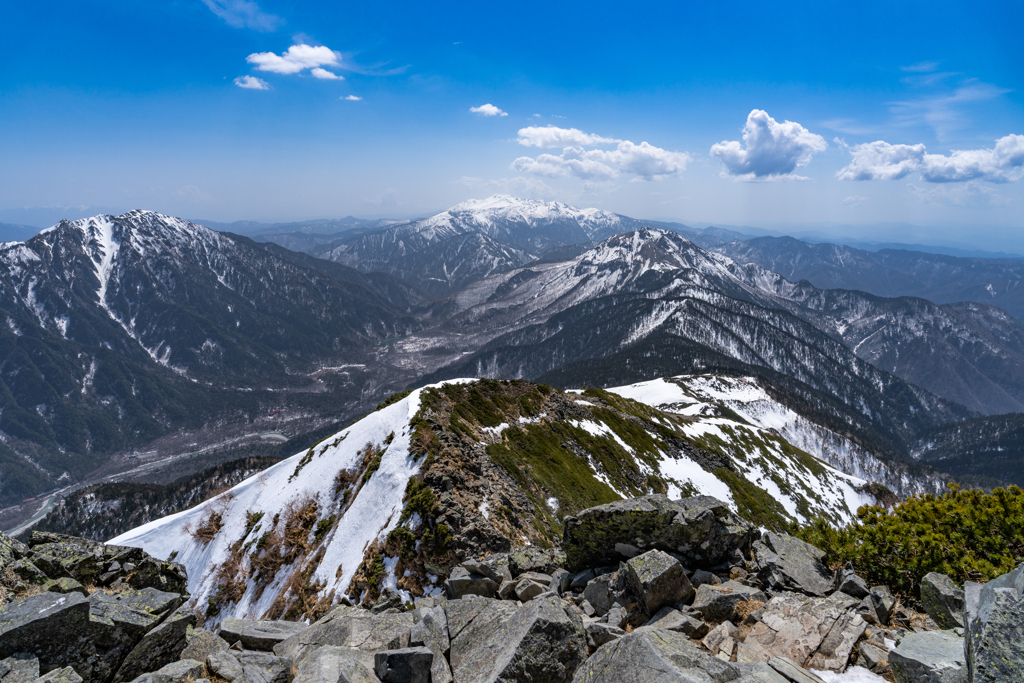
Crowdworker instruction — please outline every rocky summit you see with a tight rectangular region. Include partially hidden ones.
[2,491,1022,683]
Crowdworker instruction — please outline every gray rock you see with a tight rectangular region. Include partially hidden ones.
[409,605,452,683]
[857,586,896,626]
[836,564,870,600]
[235,652,293,683]
[572,628,740,682]
[646,606,709,639]
[514,576,548,602]
[921,573,965,629]
[180,627,230,662]
[692,569,723,588]
[112,606,195,683]
[206,652,243,681]
[34,668,83,683]
[273,606,412,672]
[586,621,625,648]
[45,578,86,596]
[412,595,446,611]
[551,568,571,595]
[623,549,694,616]
[462,555,512,584]
[856,642,889,673]
[133,659,204,683]
[291,647,377,683]
[1,653,39,683]
[965,561,1024,683]
[702,620,738,655]
[600,604,627,629]
[443,596,510,641]
[577,599,595,617]
[562,494,756,572]
[582,572,630,617]
[889,630,966,683]
[219,620,308,652]
[445,566,499,599]
[569,568,597,592]
[374,647,431,683]
[451,594,586,683]
[9,560,48,586]
[742,591,866,671]
[89,592,164,640]
[752,533,834,597]
[692,580,767,623]
[508,547,566,577]
[766,657,826,683]
[733,662,789,683]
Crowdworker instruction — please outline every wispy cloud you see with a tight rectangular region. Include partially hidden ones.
[837,134,1024,183]
[343,95,362,101]
[202,0,282,32]
[511,126,689,181]
[907,181,1013,207]
[890,79,1010,141]
[470,104,507,117]
[710,110,827,181]
[234,75,270,90]
[843,195,868,207]
[310,67,343,80]
[901,61,939,73]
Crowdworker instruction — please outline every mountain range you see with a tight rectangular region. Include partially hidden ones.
[5,196,1024,511]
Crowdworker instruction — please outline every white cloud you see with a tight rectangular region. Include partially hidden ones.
[838,134,1024,183]
[516,126,620,148]
[234,75,270,90]
[310,67,342,80]
[907,181,1012,207]
[343,95,362,101]
[901,61,939,73]
[247,44,340,75]
[511,127,689,182]
[469,104,507,117]
[202,0,282,31]
[710,109,827,181]
[843,195,868,207]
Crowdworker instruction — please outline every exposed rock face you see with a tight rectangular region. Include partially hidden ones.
[273,607,414,671]
[921,573,965,629]
[449,594,586,683]
[374,647,432,683]
[218,619,308,651]
[112,605,195,683]
[965,561,1024,683]
[623,550,694,616]
[858,586,896,627]
[571,628,740,682]
[562,495,756,572]
[889,630,967,683]
[752,533,834,597]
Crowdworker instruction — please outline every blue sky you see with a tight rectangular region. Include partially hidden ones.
[2,1,1022,246]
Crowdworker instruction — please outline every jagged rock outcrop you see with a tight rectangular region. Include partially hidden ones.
[965,561,1024,682]
[921,572,966,629]
[751,532,835,597]
[890,630,967,683]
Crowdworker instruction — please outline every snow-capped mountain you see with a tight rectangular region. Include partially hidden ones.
[111,377,885,622]
[0,210,415,504]
[313,195,658,296]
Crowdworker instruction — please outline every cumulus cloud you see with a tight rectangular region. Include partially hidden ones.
[710,110,828,181]
[234,75,270,90]
[202,0,282,31]
[247,44,340,75]
[516,126,620,148]
[343,95,362,101]
[469,104,507,117]
[838,134,1024,183]
[511,126,689,182]
[310,67,343,80]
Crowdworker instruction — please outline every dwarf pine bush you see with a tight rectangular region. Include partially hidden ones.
[797,484,1024,598]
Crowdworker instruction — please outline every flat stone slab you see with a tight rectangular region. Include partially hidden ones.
[219,619,309,651]
[291,646,377,683]
[890,630,967,683]
[573,628,740,682]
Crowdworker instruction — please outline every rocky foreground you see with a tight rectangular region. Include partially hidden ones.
[1,494,1022,683]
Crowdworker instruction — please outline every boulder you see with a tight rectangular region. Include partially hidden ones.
[623,549,694,615]
[234,651,293,683]
[835,564,870,600]
[702,620,739,656]
[450,594,586,683]
[409,605,452,683]
[35,668,83,683]
[45,578,86,596]
[508,547,566,577]
[179,627,230,662]
[444,566,499,599]
[219,619,308,652]
[206,652,243,682]
[766,657,827,683]
[920,573,965,630]
[889,630,967,683]
[291,646,377,683]
[965,561,1024,683]
[600,604,627,629]
[514,576,548,602]
[374,647,432,683]
[370,588,405,614]
[582,572,630,617]
[461,555,512,584]
[443,596,514,641]
[130,659,203,683]
[646,607,709,639]
[692,581,767,624]
[856,642,889,674]
[562,494,755,571]
[273,606,413,671]
[857,586,896,626]
[742,591,867,672]
[1,653,40,683]
[733,662,789,683]
[692,569,723,588]
[572,628,741,682]
[112,606,195,683]
[752,533,834,597]
[0,533,29,569]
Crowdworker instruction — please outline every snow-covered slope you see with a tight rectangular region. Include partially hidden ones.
[110,377,889,623]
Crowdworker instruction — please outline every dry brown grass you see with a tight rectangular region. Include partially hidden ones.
[189,511,224,545]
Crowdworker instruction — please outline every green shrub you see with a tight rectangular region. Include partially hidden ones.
[797,484,1024,598]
